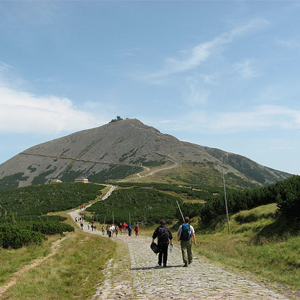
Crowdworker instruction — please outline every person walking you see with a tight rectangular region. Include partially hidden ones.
[128,223,132,236]
[134,223,140,236]
[152,220,173,267]
[177,216,197,267]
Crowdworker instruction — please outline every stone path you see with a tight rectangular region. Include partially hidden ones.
[68,184,292,300]
[69,207,290,300]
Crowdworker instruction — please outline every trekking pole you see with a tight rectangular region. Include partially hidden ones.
[176,201,185,222]
[222,166,231,234]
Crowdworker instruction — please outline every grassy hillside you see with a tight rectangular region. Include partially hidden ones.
[196,203,300,292]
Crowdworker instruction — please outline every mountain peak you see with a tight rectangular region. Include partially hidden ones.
[0,120,291,191]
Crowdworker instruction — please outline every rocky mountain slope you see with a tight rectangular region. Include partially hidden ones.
[0,119,291,191]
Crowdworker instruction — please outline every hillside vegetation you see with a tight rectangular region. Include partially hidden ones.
[0,183,105,248]
[199,175,300,228]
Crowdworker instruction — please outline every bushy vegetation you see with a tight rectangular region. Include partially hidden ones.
[199,175,300,228]
[88,165,143,183]
[86,187,182,226]
[0,183,105,218]
[0,183,105,248]
[113,182,223,201]
[0,224,46,249]
[0,173,29,191]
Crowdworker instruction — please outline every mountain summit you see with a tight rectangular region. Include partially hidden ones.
[0,119,291,191]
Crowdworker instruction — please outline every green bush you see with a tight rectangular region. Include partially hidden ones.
[0,225,45,249]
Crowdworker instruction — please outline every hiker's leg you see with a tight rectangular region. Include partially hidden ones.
[187,240,193,263]
[180,241,188,264]
[158,249,163,266]
[162,244,168,266]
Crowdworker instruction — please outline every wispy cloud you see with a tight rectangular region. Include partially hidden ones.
[276,38,300,50]
[0,85,103,134]
[232,59,262,79]
[149,18,269,79]
[161,105,300,134]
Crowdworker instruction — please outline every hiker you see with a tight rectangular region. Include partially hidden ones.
[119,223,123,234]
[152,219,173,267]
[108,225,113,238]
[134,223,139,236]
[128,223,132,236]
[122,222,128,234]
[102,225,105,235]
[177,216,197,267]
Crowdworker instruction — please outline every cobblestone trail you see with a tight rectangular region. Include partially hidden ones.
[70,204,290,300]
[123,235,288,300]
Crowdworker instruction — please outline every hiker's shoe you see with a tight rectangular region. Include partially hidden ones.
[183,262,188,267]
[163,264,167,267]
[156,263,161,267]
[188,261,192,264]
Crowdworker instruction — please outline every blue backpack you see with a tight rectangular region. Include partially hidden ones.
[180,223,191,241]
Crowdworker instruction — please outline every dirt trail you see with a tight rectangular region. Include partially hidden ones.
[0,236,68,297]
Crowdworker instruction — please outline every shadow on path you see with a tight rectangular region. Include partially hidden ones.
[131,264,183,271]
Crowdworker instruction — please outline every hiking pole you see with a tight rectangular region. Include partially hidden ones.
[222,166,231,234]
[176,201,185,222]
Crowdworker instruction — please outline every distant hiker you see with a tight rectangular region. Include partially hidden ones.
[134,223,140,236]
[119,223,123,234]
[108,225,113,238]
[102,225,105,235]
[88,224,90,230]
[91,224,94,231]
[80,222,84,230]
[123,222,128,233]
[128,224,132,236]
[177,217,197,267]
[115,226,119,237]
[152,220,173,267]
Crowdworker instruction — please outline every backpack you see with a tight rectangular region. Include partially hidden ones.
[158,227,169,243]
[180,223,191,241]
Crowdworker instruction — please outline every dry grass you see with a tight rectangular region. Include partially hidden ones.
[1,231,115,300]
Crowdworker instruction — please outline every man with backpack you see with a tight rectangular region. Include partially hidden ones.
[177,216,197,267]
[152,219,173,267]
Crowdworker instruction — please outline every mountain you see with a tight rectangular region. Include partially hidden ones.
[0,119,292,191]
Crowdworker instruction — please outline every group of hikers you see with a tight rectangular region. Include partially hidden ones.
[152,216,197,268]
[102,222,140,238]
[74,212,195,268]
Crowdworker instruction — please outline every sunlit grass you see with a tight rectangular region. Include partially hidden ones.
[1,232,115,300]
[195,204,300,290]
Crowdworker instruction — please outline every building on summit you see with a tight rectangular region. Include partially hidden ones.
[74,177,89,183]
[50,179,63,184]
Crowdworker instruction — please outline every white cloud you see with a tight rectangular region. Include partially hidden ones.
[232,60,261,79]
[0,85,103,134]
[276,38,300,50]
[150,18,269,78]
[163,105,300,134]
[185,77,210,106]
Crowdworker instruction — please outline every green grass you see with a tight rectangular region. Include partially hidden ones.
[1,232,116,300]
[196,203,300,290]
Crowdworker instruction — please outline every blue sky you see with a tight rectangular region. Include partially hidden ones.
[0,1,300,175]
